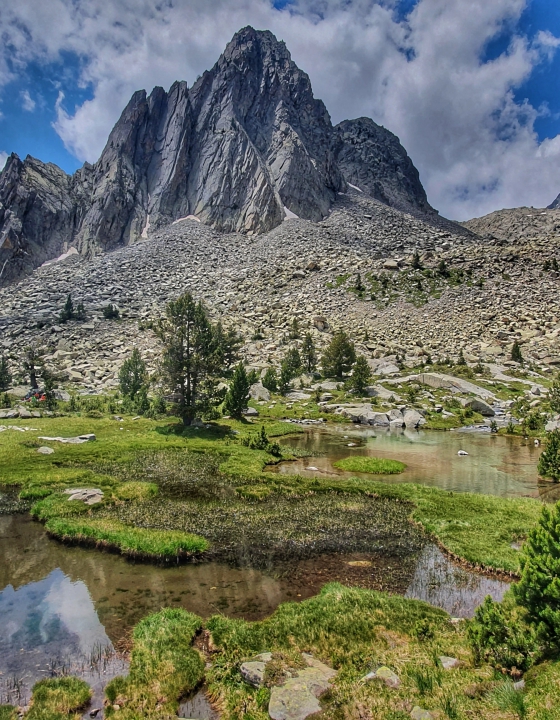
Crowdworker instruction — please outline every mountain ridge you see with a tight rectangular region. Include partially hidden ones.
[1,26,439,286]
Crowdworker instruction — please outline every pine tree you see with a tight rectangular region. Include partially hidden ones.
[284,347,301,378]
[411,250,423,270]
[350,355,372,395]
[538,429,560,481]
[42,369,58,410]
[457,349,467,366]
[321,331,356,378]
[301,332,317,373]
[511,340,523,364]
[156,293,224,426]
[59,294,75,323]
[214,322,243,371]
[22,346,44,389]
[0,355,11,391]
[75,301,86,321]
[514,500,560,647]
[278,360,293,396]
[223,362,250,419]
[119,348,147,401]
[262,367,278,393]
[549,373,560,414]
[289,318,300,339]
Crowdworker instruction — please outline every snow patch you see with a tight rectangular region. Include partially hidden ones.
[173,215,201,225]
[348,183,364,193]
[283,206,299,220]
[41,247,79,267]
[141,213,151,239]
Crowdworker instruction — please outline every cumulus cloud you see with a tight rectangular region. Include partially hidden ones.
[0,151,8,170]
[1,0,560,219]
[20,90,36,112]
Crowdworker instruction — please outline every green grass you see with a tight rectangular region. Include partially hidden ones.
[26,677,91,720]
[105,608,204,719]
[333,456,406,475]
[43,515,208,559]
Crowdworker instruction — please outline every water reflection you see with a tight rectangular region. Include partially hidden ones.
[272,426,543,498]
[405,545,509,618]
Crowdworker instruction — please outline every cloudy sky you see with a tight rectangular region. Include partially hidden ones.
[0,0,559,220]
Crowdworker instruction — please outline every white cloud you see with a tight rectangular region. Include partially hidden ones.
[20,89,36,112]
[0,151,8,170]
[1,0,560,219]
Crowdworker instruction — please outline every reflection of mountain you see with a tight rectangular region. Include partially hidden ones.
[405,545,508,618]
[0,569,112,677]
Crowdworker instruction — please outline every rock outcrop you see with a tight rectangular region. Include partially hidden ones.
[333,117,434,215]
[0,26,439,286]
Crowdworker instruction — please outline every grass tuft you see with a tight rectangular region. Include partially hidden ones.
[334,456,407,475]
[26,677,91,720]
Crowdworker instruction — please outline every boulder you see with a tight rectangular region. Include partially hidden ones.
[240,661,267,687]
[439,656,460,670]
[411,708,433,720]
[38,433,96,444]
[462,398,495,417]
[374,666,400,688]
[403,409,425,428]
[269,654,336,720]
[249,383,270,402]
[64,488,104,505]
[242,407,259,417]
[37,447,54,455]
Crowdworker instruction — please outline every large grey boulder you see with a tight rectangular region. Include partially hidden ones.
[404,409,426,428]
[462,398,495,417]
[269,654,336,720]
[249,383,270,402]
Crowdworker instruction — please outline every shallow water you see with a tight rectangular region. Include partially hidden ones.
[0,512,509,711]
[272,425,553,498]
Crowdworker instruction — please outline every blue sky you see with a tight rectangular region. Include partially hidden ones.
[1,0,560,219]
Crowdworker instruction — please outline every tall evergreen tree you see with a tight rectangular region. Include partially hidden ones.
[0,355,11,391]
[262,367,278,393]
[350,355,372,395]
[284,347,302,378]
[538,429,560,481]
[223,362,250,419]
[321,331,356,378]
[119,348,148,401]
[301,332,318,373]
[214,322,243,371]
[156,293,223,426]
[514,500,560,647]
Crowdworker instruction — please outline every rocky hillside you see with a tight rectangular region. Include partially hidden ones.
[3,188,560,395]
[1,27,441,286]
[462,206,560,242]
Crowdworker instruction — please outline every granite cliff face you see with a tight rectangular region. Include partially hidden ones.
[333,118,434,215]
[0,26,434,286]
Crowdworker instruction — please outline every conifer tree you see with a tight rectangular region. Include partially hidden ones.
[549,373,560,414]
[301,332,317,373]
[119,348,147,401]
[156,293,224,425]
[514,500,560,647]
[0,355,11,391]
[223,362,250,419]
[321,331,356,378]
[262,367,278,393]
[511,340,523,364]
[22,346,44,389]
[59,294,75,323]
[538,429,560,481]
[350,355,372,395]
[284,347,302,378]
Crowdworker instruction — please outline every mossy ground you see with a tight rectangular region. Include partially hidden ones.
[0,411,544,571]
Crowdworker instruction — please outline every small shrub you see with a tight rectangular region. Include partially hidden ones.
[241,426,281,456]
[492,680,527,719]
[467,596,537,672]
[103,303,120,320]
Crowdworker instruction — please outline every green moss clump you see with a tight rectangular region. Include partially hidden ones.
[0,706,17,720]
[27,677,91,720]
[105,608,204,719]
[334,456,406,475]
[114,481,158,501]
[44,517,208,559]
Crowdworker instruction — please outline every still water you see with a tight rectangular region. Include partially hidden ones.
[0,510,509,709]
[271,425,552,498]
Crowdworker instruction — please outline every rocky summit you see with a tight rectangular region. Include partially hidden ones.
[0,26,433,286]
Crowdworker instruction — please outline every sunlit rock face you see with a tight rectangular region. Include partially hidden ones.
[0,26,433,285]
